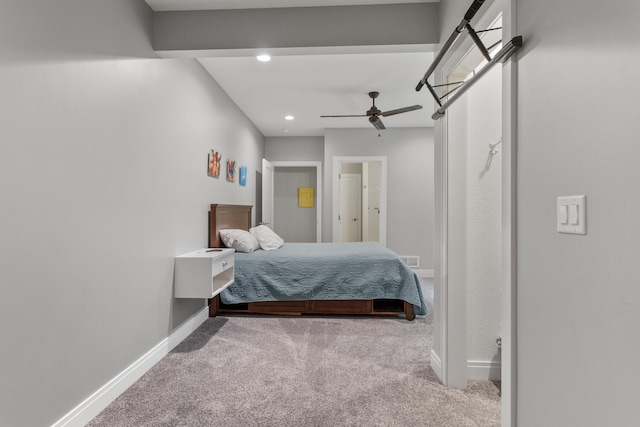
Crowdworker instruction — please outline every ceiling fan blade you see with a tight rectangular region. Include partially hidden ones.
[369,116,386,130]
[381,105,423,117]
[320,114,368,118]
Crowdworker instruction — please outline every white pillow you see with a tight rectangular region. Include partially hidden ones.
[219,229,259,253]
[250,225,284,251]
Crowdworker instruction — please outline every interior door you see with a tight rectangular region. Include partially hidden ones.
[362,163,370,241]
[339,173,362,242]
[262,159,274,228]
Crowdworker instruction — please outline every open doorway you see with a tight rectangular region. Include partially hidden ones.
[433,4,516,425]
[337,162,383,243]
[262,160,322,243]
[332,156,387,245]
[450,14,504,384]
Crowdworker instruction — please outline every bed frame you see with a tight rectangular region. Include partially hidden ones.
[208,204,414,320]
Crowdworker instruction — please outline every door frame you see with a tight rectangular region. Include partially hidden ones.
[262,159,274,229]
[332,156,387,245]
[501,2,518,425]
[433,0,517,425]
[271,160,322,243]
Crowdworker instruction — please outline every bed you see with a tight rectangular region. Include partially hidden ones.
[208,204,427,321]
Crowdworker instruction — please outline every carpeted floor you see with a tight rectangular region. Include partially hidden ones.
[87,281,501,426]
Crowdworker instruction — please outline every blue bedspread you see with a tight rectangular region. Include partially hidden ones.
[220,242,427,316]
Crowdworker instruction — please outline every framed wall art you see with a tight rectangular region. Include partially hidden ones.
[208,150,221,177]
[298,187,315,208]
[227,160,236,182]
[239,166,247,186]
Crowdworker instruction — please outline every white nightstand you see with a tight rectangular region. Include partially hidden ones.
[174,248,234,298]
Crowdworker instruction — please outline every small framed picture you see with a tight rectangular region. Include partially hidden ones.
[298,187,315,208]
[227,160,236,182]
[208,150,221,177]
[239,166,247,186]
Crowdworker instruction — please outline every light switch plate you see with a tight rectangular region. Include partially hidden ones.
[559,205,568,224]
[557,195,586,234]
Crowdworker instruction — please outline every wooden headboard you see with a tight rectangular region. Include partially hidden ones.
[208,204,252,248]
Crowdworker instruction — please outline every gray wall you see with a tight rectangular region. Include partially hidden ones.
[324,128,434,269]
[153,3,440,53]
[515,0,640,425]
[0,1,264,426]
[265,136,324,161]
[274,167,317,242]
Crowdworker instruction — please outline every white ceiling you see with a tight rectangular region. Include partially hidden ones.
[199,52,434,137]
[146,0,437,137]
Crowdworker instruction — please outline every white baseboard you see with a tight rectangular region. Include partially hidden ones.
[467,360,501,381]
[430,349,443,381]
[415,269,434,279]
[52,306,210,427]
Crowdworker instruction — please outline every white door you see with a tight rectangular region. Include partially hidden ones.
[362,163,370,241]
[262,159,274,228]
[362,162,381,242]
[339,173,361,242]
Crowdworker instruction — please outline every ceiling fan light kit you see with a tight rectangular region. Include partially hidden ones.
[321,91,422,130]
[369,115,385,130]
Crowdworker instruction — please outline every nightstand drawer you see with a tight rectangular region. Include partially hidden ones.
[212,255,234,276]
[175,248,235,299]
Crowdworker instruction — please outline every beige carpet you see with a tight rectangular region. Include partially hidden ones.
[88,281,500,426]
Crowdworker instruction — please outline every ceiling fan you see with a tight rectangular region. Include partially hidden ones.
[321,91,423,130]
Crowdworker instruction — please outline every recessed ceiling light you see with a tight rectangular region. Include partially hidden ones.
[256,54,271,62]
[285,115,294,120]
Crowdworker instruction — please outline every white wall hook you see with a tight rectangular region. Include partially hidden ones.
[489,138,502,155]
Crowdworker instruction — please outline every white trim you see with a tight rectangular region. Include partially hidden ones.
[262,159,275,229]
[52,306,210,427]
[501,1,518,425]
[161,44,436,59]
[398,255,420,268]
[467,360,502,381]
[270,160,323,243]
[437,60,469,388]
[332,156,387,245]
[434,109,449,386]
[430,349,443,378]
[414,269,434,279]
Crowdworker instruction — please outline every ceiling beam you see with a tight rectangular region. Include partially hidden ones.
[153,3,439,57]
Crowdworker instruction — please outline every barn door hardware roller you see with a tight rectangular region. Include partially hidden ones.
[414,0,523,120]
